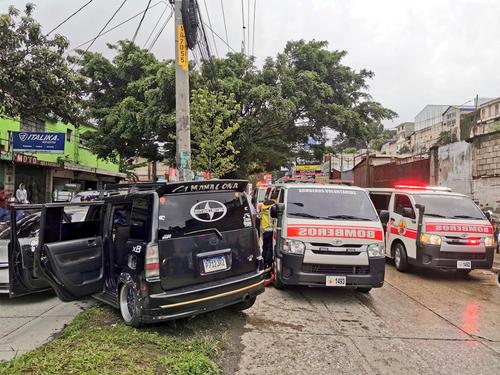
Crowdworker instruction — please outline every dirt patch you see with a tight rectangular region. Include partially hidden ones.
[246,316,305,331]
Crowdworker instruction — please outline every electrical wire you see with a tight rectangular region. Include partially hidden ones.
[82,0,128,54]
[252,0,256,56]
[70,1,166,51]
[46,0,94,36]
[203,0,219,57]
[220,0,229,54]
[147,8,174,51]
[247,0,250,55]
[201,21,236,53]
[132,0,152,43]
[143,4,168,48]
[241,0,246,54]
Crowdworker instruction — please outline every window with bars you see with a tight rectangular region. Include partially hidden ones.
[20,117,45,132]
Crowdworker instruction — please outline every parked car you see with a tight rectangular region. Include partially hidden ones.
[8,180,266,326]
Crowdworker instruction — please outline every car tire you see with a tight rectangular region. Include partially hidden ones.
[119,281,142,327]
[356,287,372,293]
[497,272,500,287]
[394,242,409,272]
[232,296,256,311]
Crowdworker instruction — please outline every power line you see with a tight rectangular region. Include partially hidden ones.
[46,0,94,36]
[71,1,165,51]
[132,0,153,43]
[247,0,250,55]
[241,0,246,54]
[203,0,219,57]
[220,0,229,54]
[147,8,174,51]
[252,0,257,56]
[143,4,169,48]
[82,0,129,54]
[202,21,236,53]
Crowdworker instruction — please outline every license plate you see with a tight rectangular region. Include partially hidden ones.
[457,260,471,269]
[203,255,228,273]
[326,275,346,287]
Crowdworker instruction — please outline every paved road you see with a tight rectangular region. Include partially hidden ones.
[236,265,500,375]
[0,292,91,361]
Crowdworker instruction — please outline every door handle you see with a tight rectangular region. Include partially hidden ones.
[87,239,96,247]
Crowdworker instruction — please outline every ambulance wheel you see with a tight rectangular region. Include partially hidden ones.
[394,243,409,272]
[119,281,142,327]
[356,287,372,293]
[232,296,256,311]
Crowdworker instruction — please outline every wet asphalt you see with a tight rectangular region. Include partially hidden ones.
[235,265,500,375]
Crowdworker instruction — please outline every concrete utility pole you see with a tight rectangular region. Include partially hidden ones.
[174,0,193,181]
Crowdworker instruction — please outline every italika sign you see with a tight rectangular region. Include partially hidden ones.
[12,131,65,153]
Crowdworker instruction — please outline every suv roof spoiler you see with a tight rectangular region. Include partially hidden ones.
[104,180,249,195]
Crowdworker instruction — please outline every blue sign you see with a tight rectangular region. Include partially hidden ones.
[12,131,65,154]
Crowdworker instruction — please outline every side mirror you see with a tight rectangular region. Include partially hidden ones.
[270,203,284,219]
[379,210,389,224]
[415,204,425,214]
[483,210,492,220]
[402,207,415,218]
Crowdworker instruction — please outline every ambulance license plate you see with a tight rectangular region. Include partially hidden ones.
[203,256,227,273]
[326,276,346,287]
[457,261,471,269]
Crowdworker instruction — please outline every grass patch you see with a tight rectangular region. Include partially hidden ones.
[0,306,222,375]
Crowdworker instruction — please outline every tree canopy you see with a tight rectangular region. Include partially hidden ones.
[0,4,83,123]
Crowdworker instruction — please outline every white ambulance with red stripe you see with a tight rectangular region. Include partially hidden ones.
[269,182,385,292]
[368,185,495,274]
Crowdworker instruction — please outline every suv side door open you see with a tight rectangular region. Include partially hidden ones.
[9,202,105,300]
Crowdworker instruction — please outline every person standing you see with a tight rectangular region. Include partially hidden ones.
[16,183,28,204]
[260,197,275,269]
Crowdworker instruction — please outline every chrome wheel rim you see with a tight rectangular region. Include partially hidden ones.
[120,285,135,322]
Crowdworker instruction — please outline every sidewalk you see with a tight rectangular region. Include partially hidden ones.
[0,293,93,362]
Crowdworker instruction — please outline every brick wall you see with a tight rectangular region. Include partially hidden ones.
[471,130,500,214]
[471,131,500,178]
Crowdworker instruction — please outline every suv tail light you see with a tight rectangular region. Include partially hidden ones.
[145,244,159,278]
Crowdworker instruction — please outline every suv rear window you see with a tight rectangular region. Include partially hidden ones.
[158,191,252,239]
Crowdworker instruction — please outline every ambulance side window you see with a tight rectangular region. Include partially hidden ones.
[394,194,415,219]
[278,189,284,204]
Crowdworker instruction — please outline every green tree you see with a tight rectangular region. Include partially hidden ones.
[434,131,457,147]
[0,4,83,123]
[191,88,241,177]
[77,41,176,171]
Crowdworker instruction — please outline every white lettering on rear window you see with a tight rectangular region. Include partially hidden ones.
[297,189,356,195]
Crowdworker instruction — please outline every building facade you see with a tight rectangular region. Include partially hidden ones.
[472,97,500,137]
[0,117,124,203]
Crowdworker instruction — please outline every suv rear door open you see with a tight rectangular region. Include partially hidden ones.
[157,185,259,292]
[8,202,105,301]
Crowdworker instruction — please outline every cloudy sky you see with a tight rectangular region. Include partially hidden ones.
[2,0,500,127]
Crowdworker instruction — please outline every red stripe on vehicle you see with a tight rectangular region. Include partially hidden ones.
[389,226,418,239]
[425,223,493,235]
[287,226,383,240]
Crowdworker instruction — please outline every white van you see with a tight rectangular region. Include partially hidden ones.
[270,182,385,292]
[368,185,495,274]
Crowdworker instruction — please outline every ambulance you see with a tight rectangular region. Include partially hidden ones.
[269,181,385,292]
[368,185,495,274]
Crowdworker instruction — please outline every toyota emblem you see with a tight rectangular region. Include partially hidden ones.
[190,200,227,222]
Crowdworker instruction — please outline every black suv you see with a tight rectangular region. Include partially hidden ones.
[7,180,265,326]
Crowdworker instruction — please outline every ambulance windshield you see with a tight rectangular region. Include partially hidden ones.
[413,194,485,220]
[287,188,378,221]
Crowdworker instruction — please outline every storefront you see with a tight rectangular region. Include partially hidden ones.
[13,153,59,203]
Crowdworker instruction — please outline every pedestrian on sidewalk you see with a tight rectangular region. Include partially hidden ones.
[15,183,29,204]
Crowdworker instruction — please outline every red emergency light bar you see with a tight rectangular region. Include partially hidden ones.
[466,238,481,246]
[394,184,452,192]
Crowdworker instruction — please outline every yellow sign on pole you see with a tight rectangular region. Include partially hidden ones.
[177,24,188,71]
